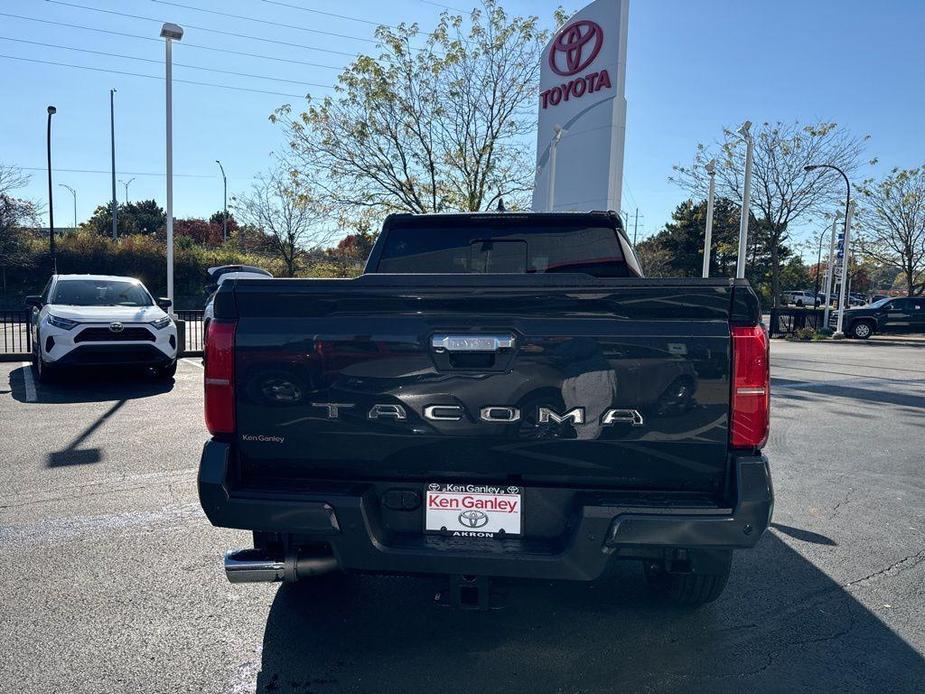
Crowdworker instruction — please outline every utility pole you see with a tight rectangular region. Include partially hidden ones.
[110,88,118,240]
[632,208,639,246]
[47,106,57,272]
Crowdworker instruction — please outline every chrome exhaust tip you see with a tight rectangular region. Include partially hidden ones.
[224,549,286,583]
[223,548,339,584]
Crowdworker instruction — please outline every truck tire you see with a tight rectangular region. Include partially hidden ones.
[643,552,732,606]
[849,320,873,339]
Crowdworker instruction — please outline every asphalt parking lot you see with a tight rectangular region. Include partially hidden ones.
[2,342,924,693]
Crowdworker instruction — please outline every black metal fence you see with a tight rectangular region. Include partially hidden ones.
[177,310,205,354]
[1,310,32,356]
[0,309,205,359]
[768,307,829,337]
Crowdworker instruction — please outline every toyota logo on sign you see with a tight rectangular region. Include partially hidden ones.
[458,509,489,529]
[548,20,604,76]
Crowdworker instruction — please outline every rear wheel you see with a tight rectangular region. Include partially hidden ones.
[644,551,732,607]
[849,320,873,339]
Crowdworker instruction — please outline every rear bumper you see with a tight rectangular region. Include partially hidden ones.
[198,441,773,581]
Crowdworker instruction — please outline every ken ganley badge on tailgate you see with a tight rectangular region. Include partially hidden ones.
[425,483,522,538]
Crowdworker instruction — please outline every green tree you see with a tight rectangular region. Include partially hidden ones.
[857,166,925,296]
[272,1,559,217]
[82,199,165,237]
[635,197,742,277]
[671,120,866,305]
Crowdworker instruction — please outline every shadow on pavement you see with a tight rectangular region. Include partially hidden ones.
[773,377,925,409]
[255,533,924,692]
[8,365,173,405]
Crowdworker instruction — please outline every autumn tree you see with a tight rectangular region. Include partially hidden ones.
[272,1,557,217]
[232,165,336,276]
[857,166,925,296]
[671,121,866,305]
[0,164,39,294]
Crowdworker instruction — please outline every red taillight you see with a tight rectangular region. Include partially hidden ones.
[205,320,236,435]
[730,324,770,449]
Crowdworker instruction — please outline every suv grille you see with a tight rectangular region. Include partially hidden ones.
[74,327,156,343]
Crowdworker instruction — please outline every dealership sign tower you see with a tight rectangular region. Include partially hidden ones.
[531,0,629,214]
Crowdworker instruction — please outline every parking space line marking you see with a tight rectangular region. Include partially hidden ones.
[20,361,37,402]
[182,358,204,369]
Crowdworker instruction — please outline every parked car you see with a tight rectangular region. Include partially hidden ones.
[25,274,177,382]
[199,211,772,608]
[782,290,820,307]
[202,265,273,349]
[834,296,925,338]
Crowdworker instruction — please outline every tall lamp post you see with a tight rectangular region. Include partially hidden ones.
[805,163,851,335]
[161,22,183,315]
[119,177,136,203]
[46,106,57,272]
[547,124,565,212]
[702,159,717,278]
[58,184,77,230]
[215,160,228,242]
[736,121,754,279]
[822,212,841,328]
[110,88,118,240]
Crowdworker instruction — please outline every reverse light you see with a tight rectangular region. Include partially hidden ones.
[730,324,770,449]
[47,314,79,330]
[205,319,236,435]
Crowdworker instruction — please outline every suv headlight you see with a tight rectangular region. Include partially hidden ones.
[47,314,79,330]
[150,315,173,330]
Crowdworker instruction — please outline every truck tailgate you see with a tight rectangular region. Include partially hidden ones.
[228,275,744,493]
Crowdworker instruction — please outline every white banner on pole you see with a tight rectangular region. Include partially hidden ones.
[531,0,629,214]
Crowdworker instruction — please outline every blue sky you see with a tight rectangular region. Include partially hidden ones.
[2,0,923,247]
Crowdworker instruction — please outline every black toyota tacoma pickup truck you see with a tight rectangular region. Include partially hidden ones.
[198,212,772,607]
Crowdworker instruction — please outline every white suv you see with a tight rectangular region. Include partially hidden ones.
[26,274,178,382]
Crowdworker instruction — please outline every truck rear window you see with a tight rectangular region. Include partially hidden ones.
[376,222,631,277]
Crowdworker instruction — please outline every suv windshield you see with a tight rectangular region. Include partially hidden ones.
[376,219,633,277]
[51,279,153,307]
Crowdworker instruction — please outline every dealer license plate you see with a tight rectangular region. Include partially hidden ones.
[424,483,522,538]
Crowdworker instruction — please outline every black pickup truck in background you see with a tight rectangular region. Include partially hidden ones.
[198,212,772,607]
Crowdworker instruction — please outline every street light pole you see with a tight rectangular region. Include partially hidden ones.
[215,160,227,242]
[161,22,183,315]
[58,184,77,230]
[736,121,754,279]
[46,106,57,273]
[110,88,118,240]
[547,124,565,212]
[822,213,840,327]
[702,159,717,278]
[119,177,136,202]
[804,163,852,335]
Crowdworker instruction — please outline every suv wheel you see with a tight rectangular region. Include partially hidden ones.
[850,321,873,339]
[644,551,732,607]
[33,342,55,384]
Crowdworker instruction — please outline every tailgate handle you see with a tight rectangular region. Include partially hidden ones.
[431,334,515,353]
